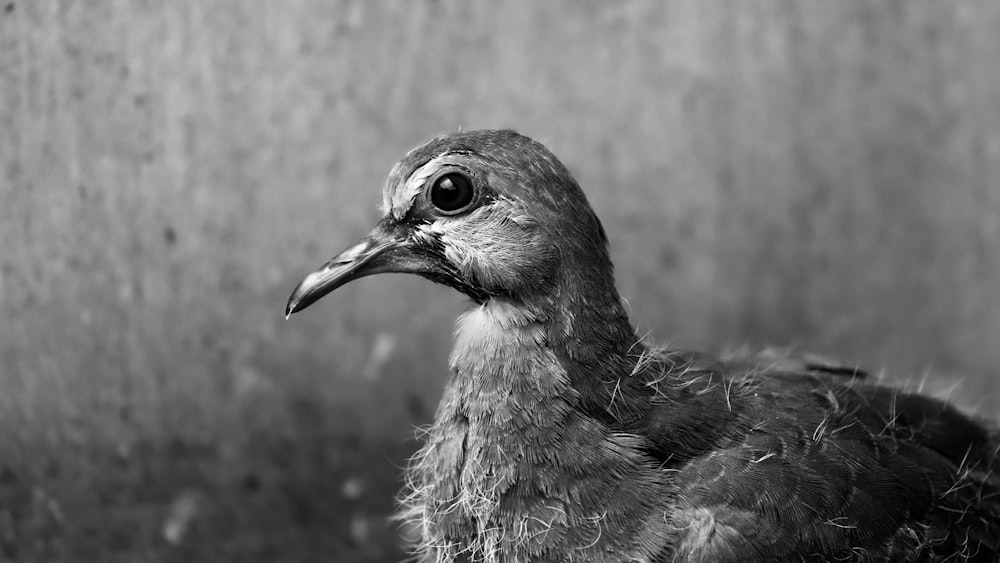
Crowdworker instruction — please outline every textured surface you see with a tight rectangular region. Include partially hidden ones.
[2,1,1000,561]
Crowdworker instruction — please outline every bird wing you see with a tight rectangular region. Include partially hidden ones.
[635,352,1000,562]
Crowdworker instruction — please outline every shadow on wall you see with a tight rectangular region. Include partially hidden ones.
[1,1,999,561]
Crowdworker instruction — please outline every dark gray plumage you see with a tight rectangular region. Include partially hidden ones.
[287,130,999,562]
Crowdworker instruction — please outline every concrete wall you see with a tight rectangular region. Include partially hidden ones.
[2,1,998,561]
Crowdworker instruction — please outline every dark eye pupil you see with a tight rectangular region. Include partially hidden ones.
[430,173,474,212]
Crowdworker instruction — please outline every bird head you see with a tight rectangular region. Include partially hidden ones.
[285,129,618,319]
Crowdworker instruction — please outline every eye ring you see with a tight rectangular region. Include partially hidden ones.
[428,172,475,215]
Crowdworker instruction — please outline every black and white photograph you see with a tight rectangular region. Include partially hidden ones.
[2,2,999,561]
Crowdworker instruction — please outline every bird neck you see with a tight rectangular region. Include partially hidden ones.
[547,273,640,372]
[408,296,666,559]
[448,275,643,412]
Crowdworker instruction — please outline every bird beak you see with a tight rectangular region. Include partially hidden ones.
[285,219,413,318]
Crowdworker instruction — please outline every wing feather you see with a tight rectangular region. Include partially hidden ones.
[634,350,999,562]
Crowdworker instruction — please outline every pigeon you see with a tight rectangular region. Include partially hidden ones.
[286,129,999,562]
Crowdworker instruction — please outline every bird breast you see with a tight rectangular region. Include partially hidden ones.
[399,300,675,561]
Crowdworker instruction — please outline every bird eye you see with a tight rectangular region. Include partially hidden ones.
[429,173,474,214]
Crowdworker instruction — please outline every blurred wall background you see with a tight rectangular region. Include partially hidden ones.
[2,1,999,561]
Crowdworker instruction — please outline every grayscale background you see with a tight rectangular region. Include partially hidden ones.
[2,2,998,561]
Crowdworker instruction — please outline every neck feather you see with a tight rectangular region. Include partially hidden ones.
[402,297,671,560]
[448,286,647,423]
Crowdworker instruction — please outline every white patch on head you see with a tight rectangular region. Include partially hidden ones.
[420,200,541,293]
[381,161,405,213]
[382,153,468,220]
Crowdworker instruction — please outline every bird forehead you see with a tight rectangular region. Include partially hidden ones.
[382,153,469,220]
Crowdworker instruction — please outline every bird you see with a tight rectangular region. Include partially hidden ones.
[285,129,999,562]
